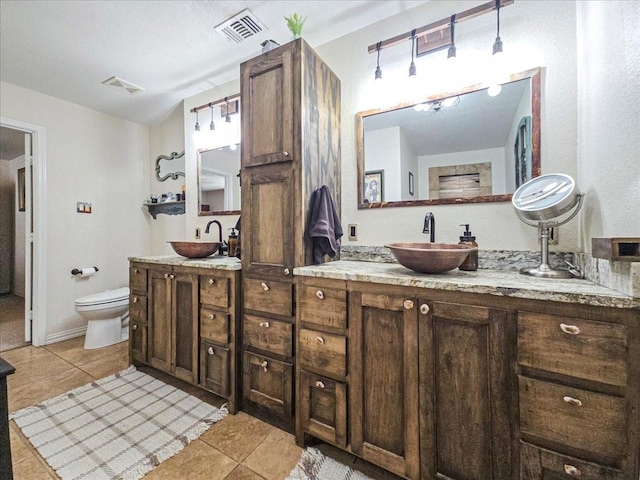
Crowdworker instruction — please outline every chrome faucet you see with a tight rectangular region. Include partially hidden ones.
[204,220,224,255]
[423,212,435,242]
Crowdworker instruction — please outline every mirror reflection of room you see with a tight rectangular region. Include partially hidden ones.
[198,144,241,215]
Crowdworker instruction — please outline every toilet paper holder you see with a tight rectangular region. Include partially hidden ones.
[71,267,99,275]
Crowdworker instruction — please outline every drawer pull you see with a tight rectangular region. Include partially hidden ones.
[132,324,137,331]
[261,282,269,291]
[208,313,215,320]
[132,297,138,303]
[563,396,583,407]
[403,299,414,310]
[208,278,215,285]
[164,273,169,279]
[134,268,139,274]
[564,464,581,476]
[316,290,324,299]
[316,336,325,344]
[170,274,175,279]
[560,323,580,335]
[315,380,325,389]
[259,321,270,328]
[283,151,289,157]
[419,304,430,315]
[284,268,290,275]
[208,346,214,355]
[261,360,268,372]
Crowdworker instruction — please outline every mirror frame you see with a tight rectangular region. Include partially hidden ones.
[197,145,241,216]
[155,150,185,182]
[356,67,541,209]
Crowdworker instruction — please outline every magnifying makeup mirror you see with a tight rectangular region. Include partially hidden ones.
[512,173,585,278]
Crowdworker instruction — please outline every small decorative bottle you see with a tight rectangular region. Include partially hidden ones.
[458,224,478,271]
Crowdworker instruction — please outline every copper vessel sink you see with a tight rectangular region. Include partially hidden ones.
[385,242,476,274]
[168,241,221,259]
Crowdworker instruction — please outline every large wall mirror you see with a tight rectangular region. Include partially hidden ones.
[198,144,241,215]
[357,67,541,208]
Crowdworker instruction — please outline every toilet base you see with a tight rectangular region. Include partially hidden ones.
[84,317,126,350]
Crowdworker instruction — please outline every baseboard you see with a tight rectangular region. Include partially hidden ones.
[45,326,86,345]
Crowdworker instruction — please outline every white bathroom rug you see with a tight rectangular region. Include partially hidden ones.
[286,447,375,480]
[10,365,227,480]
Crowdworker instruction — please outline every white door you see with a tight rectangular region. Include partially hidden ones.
[24,133,32,342]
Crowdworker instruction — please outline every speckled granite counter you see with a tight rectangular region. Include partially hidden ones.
[294,260,640,309]
[128,255,241,271]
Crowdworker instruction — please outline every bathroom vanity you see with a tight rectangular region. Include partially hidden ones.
[294,261,640,480]
[128,255,241,413]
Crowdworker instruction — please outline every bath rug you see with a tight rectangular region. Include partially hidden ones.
[286,447,375,480]
[10,365,227,480]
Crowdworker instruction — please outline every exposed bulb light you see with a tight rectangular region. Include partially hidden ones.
[488,84,502,96]
[374,41,383,80]
[209,103,215,131]
[408,30,417,79]
[194,110,200,132]
[441,96,460,108]
[229,143,238,151]
[492,0,503,56]
[447,14,457,60]
[225,97,232,123]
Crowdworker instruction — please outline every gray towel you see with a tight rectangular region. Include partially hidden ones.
[308,185,343,264]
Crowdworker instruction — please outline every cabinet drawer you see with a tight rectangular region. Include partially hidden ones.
[130,320,147,364]
[200,342,230,397]
[200,307,229,345]
[200,274,229,309]
[243,352,293,417]
[244,277,292,317]
[243,314,293,358]
[520,442,624,480]
[519,376,626,466]
[299,370,347,448]
[129,294,147,323]
[518,312,627,387]
[298,284,347,330]
[129,266,147,295]
[298,328,346,380]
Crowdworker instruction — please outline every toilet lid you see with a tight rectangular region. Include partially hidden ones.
[76,287,130,306]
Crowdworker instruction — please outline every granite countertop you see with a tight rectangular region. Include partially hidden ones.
[294,260,640,309]
[128,255,241,271]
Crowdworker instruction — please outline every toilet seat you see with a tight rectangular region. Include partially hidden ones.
[76,287,129,308]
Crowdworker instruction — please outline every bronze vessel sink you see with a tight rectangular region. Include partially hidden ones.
[168,240,221,259]
[385,242,476,274]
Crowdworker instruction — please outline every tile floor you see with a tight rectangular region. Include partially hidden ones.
[4,337,401,480]
[0,294,27,352]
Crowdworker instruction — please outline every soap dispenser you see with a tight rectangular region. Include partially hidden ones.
[458,224,478,271]
[227,228,238,257]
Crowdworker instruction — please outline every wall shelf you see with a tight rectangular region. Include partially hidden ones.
[144,201,185,219]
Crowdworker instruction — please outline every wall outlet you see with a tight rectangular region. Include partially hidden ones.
[348,224,358,241]
[195,227,201,239]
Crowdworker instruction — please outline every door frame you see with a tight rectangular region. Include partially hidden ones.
[1,116,47,346]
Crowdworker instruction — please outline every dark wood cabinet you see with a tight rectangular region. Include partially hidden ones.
[129,265,148,365]
[240,38,341,431]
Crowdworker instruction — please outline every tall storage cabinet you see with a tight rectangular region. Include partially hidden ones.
[240,38,341,431]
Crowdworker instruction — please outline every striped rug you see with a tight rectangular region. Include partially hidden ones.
[10,366,227,480]
[287,447,374,480]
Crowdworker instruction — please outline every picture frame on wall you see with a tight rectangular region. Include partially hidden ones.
[364,170,384,203]
[17,167,25,211]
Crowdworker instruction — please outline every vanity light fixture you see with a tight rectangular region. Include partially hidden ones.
[209,103,215,131]
[447,15,457,60]
[487,84,502,96]
[194,110,200,132]
[492,0,503,56]
[408,30,417,78]
[374,42,383,80]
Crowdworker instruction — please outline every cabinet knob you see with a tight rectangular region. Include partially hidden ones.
[419,303,430,315]
[563,396,583,407]
[403,300,414,310]
[284,268,290,275]
[563,464,581,476]
[259,321,270,328]
[316,290,324,299]
[560,323,580,335]
[315,380,325,389]
[261,360,268,372]
[134,269,139,274]
[170,274,175,279]
[164,273,169,279]
[283,151,289,157]
[132,297,138,303]
[316,336,325,344]
[132,324,137,331]
[209,314,215,320]
[208,346,214,355]
[261,282,269,291]
[209,278,215,285]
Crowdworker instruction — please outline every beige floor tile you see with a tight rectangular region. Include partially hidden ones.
[7,350,76,390]
[242,428,303,480]
[45,336,128,368]
[0,345,50,368]
[9,421,34,466]
[11,455,57,480]
[8,365,94,412]
[224,464,267,480]
[145,439,238,480]
[200,411,276,462]
[78,346,130,379]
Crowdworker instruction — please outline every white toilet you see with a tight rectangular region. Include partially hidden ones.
[75,287,130,350]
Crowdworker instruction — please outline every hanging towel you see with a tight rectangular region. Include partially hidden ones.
[308,185,343,264]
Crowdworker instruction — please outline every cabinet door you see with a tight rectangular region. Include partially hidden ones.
[299,370,347,448]
[350,292,420,479]
[243,351,293,418]
[421,301,515,480]
[148,269,172,373]
[242,166,294,277]
[241,43,294,168]
[201,342,230,397]
[130,320,147,364]
[172,272,199,384]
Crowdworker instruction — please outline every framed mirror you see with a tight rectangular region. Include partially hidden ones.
[357,67,541,208]
[198,144,241,216]
[155,151,185,182]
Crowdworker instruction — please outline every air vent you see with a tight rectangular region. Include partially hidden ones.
[214,9,266,44]
[101,76,144,95]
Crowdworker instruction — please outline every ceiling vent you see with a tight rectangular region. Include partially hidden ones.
[214,9,266,44]
[101,76,145,95]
